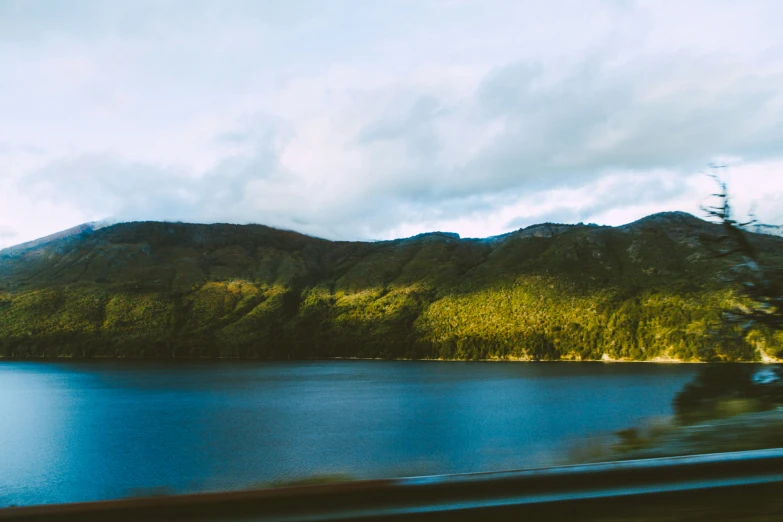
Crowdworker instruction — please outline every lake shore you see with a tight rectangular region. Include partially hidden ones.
[1,354,780,363]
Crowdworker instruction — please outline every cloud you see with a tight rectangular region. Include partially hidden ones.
[463,52,783,190]
[0,227,16,240]
[20,47,783,241]
[24,123,284,227]
[4,0,783,245]
[503,173,693,230]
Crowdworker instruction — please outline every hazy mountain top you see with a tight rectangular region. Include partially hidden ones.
[1,222,100,256]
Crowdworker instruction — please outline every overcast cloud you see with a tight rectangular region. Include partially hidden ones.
[2,0,783,247]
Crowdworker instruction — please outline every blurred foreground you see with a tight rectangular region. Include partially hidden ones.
[569,364,783,464]
[3,449,782,522]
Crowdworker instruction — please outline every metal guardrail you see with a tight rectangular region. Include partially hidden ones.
[3,448,783,522]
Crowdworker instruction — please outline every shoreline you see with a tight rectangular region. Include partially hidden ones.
[0,355,779,364]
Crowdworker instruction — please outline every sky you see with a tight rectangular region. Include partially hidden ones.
[2,0,783,248]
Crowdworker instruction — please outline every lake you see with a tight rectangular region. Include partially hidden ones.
[0,360,702,507]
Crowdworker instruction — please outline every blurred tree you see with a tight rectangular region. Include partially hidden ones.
[673,364,775,423]
[674,172,783,423]
[702,172,783,330]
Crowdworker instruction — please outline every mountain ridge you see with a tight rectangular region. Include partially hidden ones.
[0,210,706,255]
[1,212,782,361]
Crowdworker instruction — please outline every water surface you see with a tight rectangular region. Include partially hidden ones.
[0,360,701,507]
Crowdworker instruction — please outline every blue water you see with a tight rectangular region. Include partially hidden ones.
[0,360,700,507]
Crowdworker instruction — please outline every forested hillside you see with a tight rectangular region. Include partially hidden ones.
[1,212,782,361]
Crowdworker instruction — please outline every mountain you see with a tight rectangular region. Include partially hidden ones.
[1,212,782,361]
[1,221,99,255]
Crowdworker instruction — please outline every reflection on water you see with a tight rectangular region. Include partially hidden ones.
[0,360,700,507]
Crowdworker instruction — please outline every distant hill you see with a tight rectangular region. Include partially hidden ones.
[1,212,782,361]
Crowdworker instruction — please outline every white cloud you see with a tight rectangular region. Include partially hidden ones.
[2,0,783,248]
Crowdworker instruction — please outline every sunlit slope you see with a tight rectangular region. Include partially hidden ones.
[1,212,782,360]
